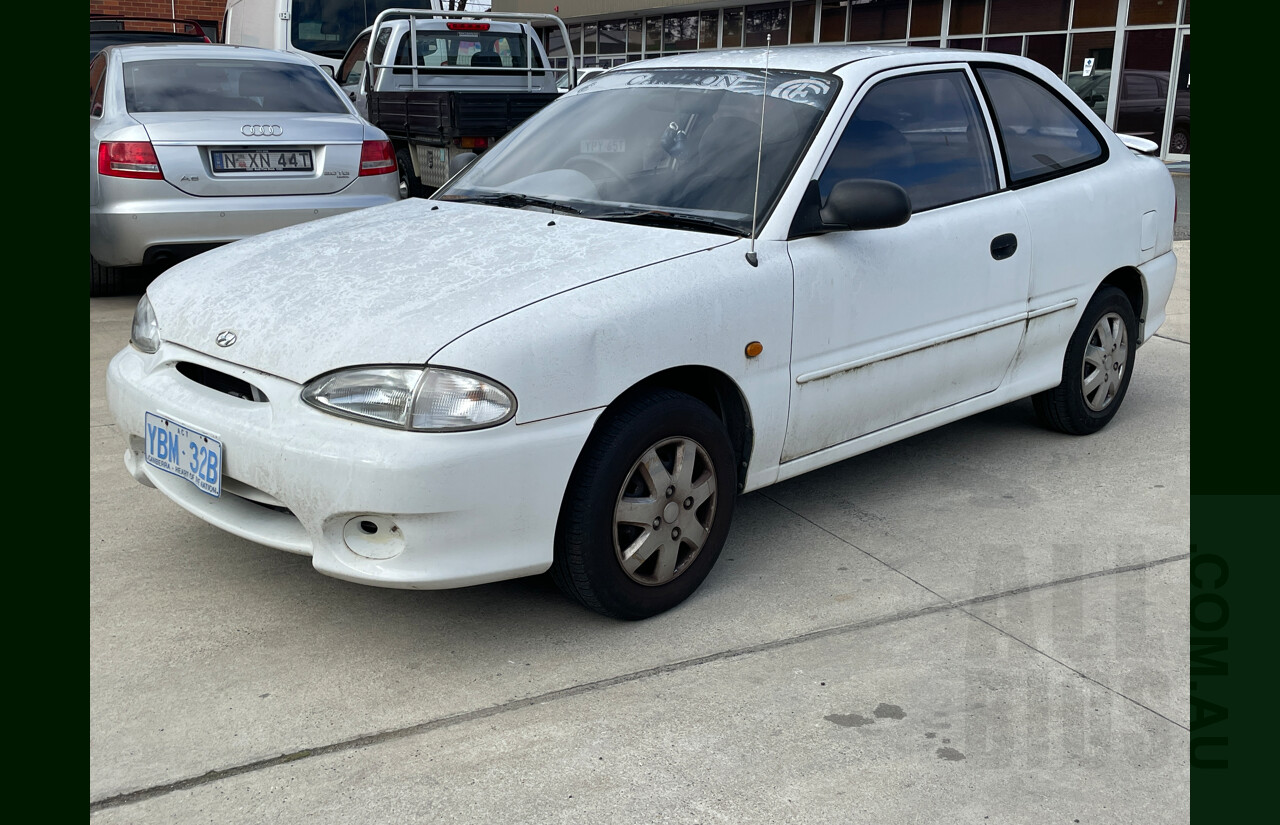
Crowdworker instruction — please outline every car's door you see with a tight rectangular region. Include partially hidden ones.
[782,65,1031,462]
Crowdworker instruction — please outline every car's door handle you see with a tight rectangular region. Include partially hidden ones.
[990,233,1018,261]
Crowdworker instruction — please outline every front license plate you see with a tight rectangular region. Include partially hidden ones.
[211,149,313,173]
[144,412,222,497]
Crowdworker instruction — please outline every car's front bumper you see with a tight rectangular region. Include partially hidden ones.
[90,178,399,268]
[106,340,598,589]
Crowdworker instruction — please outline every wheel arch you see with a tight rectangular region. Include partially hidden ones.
[589,366,755,493]
[1100,266,1147,341]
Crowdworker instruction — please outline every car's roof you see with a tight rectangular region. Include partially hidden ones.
[107,43,318,65]
[616,44,1018,74]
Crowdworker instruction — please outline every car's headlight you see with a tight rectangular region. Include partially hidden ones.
[130,294,160,353]
[302,366,516,431]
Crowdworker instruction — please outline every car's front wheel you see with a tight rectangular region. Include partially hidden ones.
[1033,286,1137,435]
[552,390,737,619]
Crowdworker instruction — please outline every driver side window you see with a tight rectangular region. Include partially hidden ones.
[819,70,998,212]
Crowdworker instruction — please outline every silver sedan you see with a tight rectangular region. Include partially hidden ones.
[90,43,401,296]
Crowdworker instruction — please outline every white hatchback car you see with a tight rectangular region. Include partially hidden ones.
[90,43,401,296]
[107,45,1176,619]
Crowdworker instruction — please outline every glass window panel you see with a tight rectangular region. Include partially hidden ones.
[583,23,597,55]
[664,13,698,52]
[909,0,943,38]
[912,38,940,46]
[1129,0,1178,25]
[988,0,1068,34]
[1072,0,1119,29]
[1183,1,1191,24]
[1026,33,1066,76]
[599,20,626,55]
[746,3,790,47]
[1068,31,1115,75]
[1117,28,1175,146]
[700,10,720,49]
[1172,33,1189,154]
[949,0,986,36]
[627,19,643,53]
[820,1,848,42]
[977,66,1103,183]
[825,70,998,210]
[645,17,662,53]
[985,36,1022,55]
[849,0,907,41]
[950,38,982,50]
[544,26,565,58]
[792,1,817,44]
[723,8,744,47]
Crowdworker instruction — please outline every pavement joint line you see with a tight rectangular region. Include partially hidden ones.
[954,604,1190,733]
[88,552,1187,814]
[1153,333,1189,345]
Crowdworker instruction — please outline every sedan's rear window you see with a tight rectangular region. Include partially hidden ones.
[123,58,349,113]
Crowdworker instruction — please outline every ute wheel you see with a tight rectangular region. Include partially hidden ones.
[396,147,425,199]
[90,256,125,297]
[1033,286,1137,435]
[552,390,737,619]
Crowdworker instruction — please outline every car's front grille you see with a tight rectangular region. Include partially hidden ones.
[176,362,269,402]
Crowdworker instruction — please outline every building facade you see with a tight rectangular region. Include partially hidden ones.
[494,0,1189,158]
[89,1,1190,157]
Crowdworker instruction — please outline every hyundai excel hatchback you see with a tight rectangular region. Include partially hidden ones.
[106,45,1177,619]
[90,43,401,296]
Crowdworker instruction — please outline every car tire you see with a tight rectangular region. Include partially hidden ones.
[1033,286,1137,435]
[1170,126,1190,155]
[552,390,738,620]
[396,146,424,199]
[90,256,125,297]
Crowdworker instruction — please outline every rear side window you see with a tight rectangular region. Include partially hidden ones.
[976,66,1104,184]
[393,31,544,69]
[820,70,998,212]
[90,54,107,115]
[338,31,371,86]
[122,58,349,114]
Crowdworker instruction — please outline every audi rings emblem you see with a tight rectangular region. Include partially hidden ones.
[241,124,283,136]
[216,330,239,348]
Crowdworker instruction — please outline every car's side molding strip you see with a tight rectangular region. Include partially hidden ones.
[795,312,1028,385]
[1026,298,1078,320]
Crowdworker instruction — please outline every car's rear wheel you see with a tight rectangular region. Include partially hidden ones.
[1170,126,1190,155]
[396,147,424,199]
[90,256,125,297]
[1033,286,1137,435]
[552,390,737,619]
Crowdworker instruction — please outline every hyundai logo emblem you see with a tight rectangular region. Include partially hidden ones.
[241,124,283,136]
[216,330,239,347]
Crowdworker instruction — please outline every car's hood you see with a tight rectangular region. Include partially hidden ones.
[148,199,735,383]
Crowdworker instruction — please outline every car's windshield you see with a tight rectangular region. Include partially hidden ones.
[435,67,839,235]
[122,58,349,114]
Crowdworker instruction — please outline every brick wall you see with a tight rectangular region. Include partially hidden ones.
[91,1,230,39]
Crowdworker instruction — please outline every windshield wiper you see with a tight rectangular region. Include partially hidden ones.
[593,209,745,237]
[443,193,583,215]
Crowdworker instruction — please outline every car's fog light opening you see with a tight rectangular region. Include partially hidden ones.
[343,515,405,560]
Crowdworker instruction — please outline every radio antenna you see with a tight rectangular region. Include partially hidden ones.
[745,34,771,268]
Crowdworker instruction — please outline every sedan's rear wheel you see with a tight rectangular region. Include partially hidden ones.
[552,390,737,619]
[1033,286,1137,435]
[90,256,125,297]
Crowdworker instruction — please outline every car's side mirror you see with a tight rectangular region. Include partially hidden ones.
[448,152,478,178]
[789,179,911,238]
[320,64,335,78]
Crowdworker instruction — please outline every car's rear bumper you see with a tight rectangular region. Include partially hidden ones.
[90,179,399,267]
[106,341,598,589]
[1138,248,1178,343]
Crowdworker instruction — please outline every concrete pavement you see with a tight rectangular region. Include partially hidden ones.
[90,240,1190,822]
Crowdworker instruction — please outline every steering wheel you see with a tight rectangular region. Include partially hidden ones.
[563,154,628,191]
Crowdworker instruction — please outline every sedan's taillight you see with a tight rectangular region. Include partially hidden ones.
[98,141,164,180]
[359,140,396,176]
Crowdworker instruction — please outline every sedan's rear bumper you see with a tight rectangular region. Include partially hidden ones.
[90,178,399,267]
[106,341,598,589]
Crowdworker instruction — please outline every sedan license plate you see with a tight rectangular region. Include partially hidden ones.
[144,412,222,497]
[211,149,313,173]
